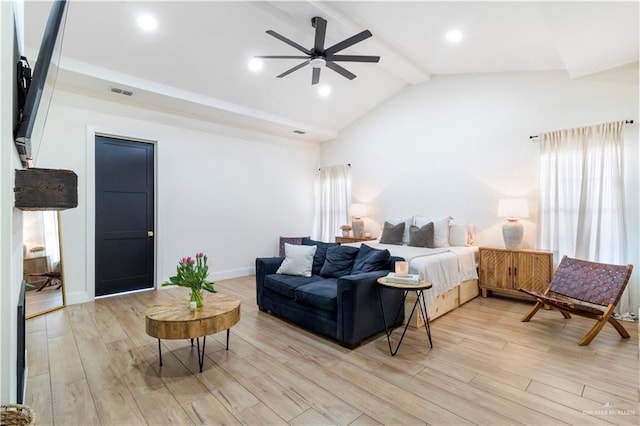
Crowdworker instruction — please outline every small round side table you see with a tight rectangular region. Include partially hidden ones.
[377,276,433,356]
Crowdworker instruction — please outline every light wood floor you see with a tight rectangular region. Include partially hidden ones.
[26,276,639,425]
[25,287,64,319]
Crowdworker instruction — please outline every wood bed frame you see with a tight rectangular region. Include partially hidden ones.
[404,279,479,327]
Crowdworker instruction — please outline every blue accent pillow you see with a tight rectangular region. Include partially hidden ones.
[351,244,391,274]
[320,245,360,278]
[302,238,339,275]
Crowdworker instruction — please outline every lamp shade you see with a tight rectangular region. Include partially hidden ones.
[497,198,529,219]
[349,203,367,218]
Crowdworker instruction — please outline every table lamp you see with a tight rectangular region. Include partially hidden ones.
[349,203,367,238]
[497,198,529,249]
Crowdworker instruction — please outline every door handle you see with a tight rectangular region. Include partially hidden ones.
[147,231,154,237]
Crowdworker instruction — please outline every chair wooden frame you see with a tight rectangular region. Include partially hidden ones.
[519,255,633,346]
[29,261,62,292]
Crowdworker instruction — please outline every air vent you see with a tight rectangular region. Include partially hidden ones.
[293,130,306,135]
[110,87,133,96]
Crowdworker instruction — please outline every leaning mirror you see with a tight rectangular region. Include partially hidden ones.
[23,210,65,318]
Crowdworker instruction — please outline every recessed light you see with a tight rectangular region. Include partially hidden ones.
[137,14,158,32]
[446,29,463,43]
[318,85,331,97]
[248,58,263,72]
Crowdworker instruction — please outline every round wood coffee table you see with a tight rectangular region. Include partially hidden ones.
[145,293,240,372]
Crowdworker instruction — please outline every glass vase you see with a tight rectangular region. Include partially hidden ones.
[190,289,204,308]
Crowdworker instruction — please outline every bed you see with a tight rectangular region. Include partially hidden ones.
[342,242,479,325]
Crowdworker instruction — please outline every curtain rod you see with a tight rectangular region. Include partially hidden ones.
[318,163,351,171]
[529,120,635,140]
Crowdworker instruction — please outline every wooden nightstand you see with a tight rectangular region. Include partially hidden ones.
[478,247,553,299]
[335,236,377,244]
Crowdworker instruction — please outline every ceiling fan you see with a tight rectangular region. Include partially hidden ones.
[256,16,380,85]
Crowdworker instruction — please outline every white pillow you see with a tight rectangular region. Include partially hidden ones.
[414,216,451,247]
[449,224,468,246]
[276,243,317,277]
[383,217,412,245]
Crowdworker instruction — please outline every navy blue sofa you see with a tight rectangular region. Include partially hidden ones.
[256,240,405,348]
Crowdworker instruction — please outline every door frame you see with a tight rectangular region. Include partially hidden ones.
[86,126,158,301]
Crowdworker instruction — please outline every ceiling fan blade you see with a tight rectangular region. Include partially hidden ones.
[327,54,380,63]
[324,30,372,55]
[326,61,356,80]
[313,17,327,53]
[276,60,310,78]
[255,55,310,59]
[312,67,321,85]
[266,30,311,55]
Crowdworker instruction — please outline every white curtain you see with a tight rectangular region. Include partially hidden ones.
[312,164,351,242]
[42,211,60,268]
[538,121,631,313]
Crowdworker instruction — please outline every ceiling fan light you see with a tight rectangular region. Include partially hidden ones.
[248,58,263,72]
[310,57,326,68]
[318,85,331,97]
[446,29,463,43]
[137,14,158,32]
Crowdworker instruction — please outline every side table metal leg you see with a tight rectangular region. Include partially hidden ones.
[417,290,433,348]
[377,286,393,355]
[378,287,408,356]
[158,339,163,367]
[389,296,420,356]
[226,329,230,350]
[195,336,206,373]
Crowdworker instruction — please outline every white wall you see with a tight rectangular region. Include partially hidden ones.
[1,0,27,404]
[320,66,639,312]
[34,90,319,305]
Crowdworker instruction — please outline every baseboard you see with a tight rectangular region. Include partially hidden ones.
[65,291,91,305]
[212,267,254,281]
[64,267,255,306]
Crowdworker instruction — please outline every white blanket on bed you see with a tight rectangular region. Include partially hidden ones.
[343,242,478,307]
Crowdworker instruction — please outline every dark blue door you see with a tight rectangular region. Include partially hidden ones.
[95,136,154,296]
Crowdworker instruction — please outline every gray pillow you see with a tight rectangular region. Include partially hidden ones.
[379,221,405,245]
[409,223,435,248]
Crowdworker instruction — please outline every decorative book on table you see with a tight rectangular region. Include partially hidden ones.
[385,272,420,284]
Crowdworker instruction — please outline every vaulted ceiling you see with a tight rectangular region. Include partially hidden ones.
[23,1,639,142]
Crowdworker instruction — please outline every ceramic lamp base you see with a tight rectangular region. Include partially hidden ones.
[502,220,524,249]
[352,218,364,238]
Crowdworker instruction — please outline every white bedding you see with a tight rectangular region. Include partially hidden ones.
[343,242,479,308]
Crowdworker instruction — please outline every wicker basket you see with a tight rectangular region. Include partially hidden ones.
[1,404,35,426]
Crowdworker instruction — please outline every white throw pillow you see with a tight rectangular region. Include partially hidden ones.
[414,216,451,247]
[276,243,317,277]
[384,217,412,245]
[449,223,468,246]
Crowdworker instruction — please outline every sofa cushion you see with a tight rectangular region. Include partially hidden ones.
[379,221,405,245]
[351,244,391,274]
[320,245,360,278]
[276,243,317,277]
[295,279,338,313]
[302,238,339,275]
[264,273,325,299]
